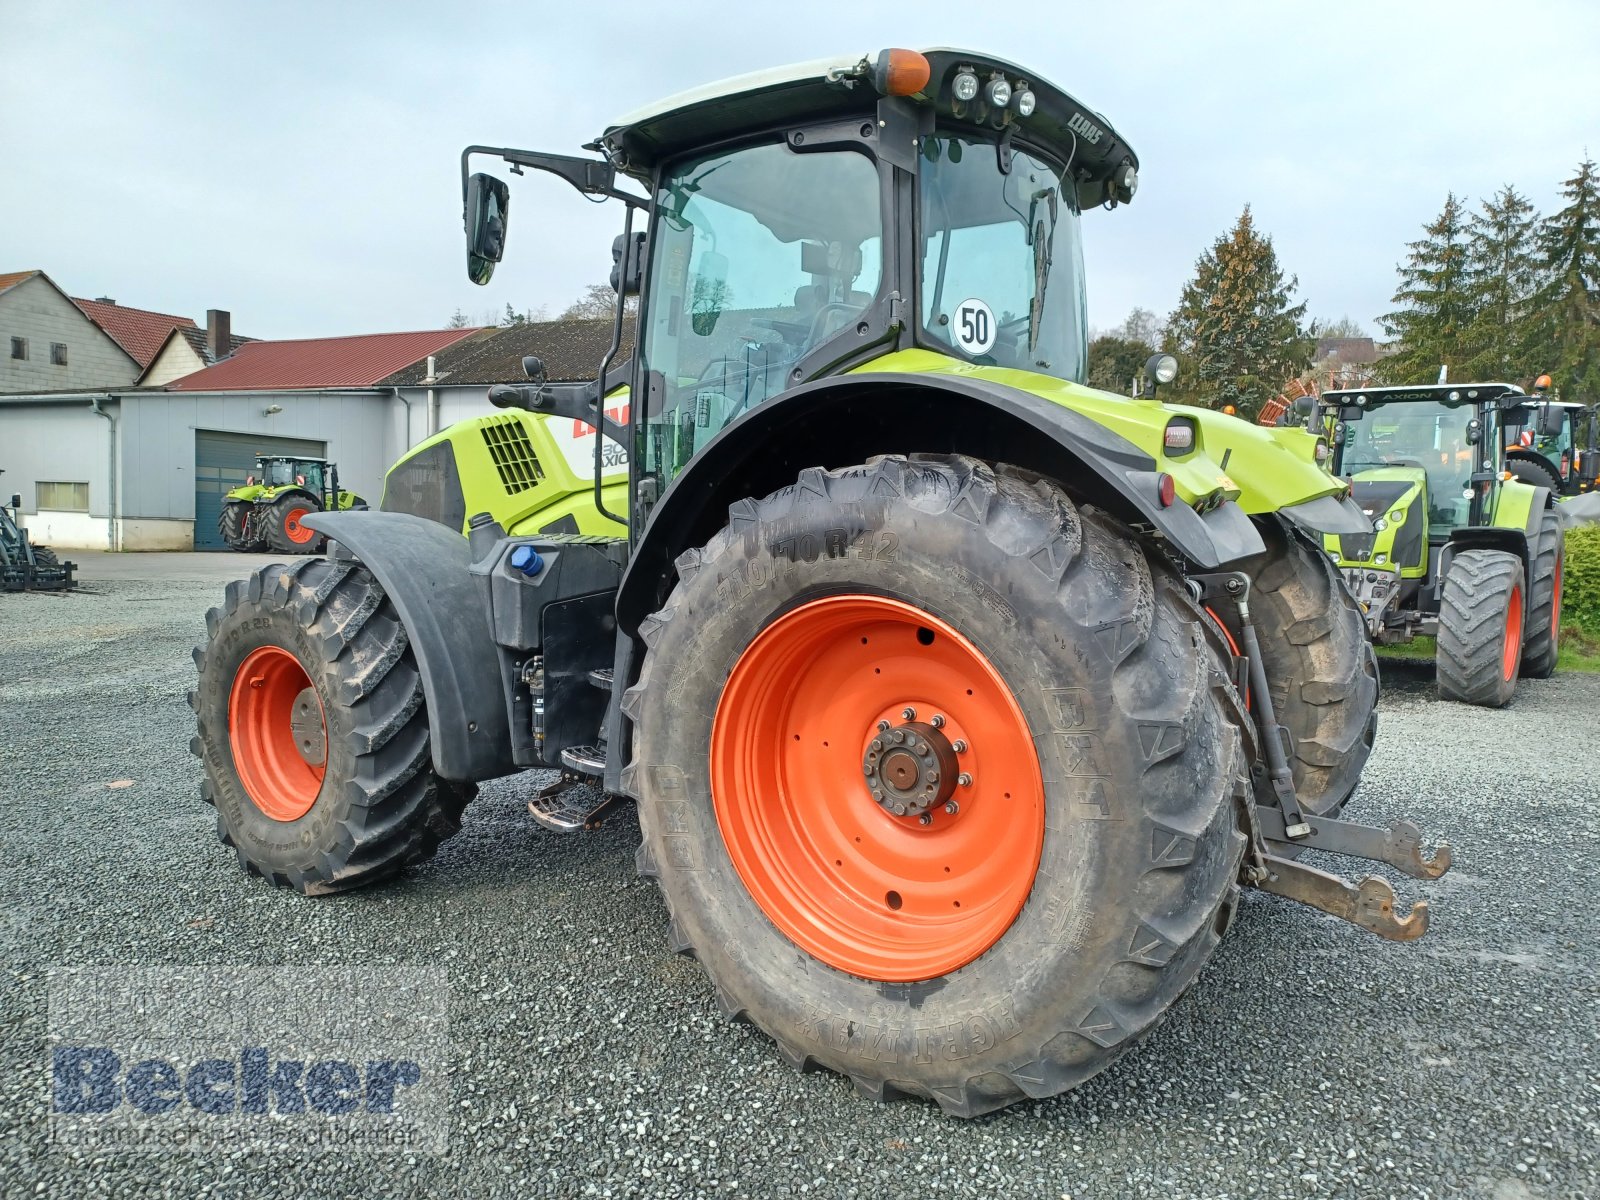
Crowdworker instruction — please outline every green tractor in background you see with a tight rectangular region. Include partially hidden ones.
[217,456,366,554]
[193,48,1462,1117]
[1317,383,1564,706]
[1503,375,1599,497]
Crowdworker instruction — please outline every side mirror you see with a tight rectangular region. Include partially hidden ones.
[465,172,511,285]
[522,356,547,386]
[1465,418,1482,446]
[1538,404,1565,438]
[610,232,646,297]
[1292,395,1316,416]
[9,493,19,509]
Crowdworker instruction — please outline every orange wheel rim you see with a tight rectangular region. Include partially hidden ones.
[1551,557,1562,643]
[710,595,1044,982]
[1502,584,1523,681]
[228,646,325,821]
[284,507,316,544]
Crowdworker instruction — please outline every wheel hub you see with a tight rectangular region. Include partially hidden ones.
[863,720,958,817]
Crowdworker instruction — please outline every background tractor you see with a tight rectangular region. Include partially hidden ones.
[1503,379,1599,497]
[191,49,1450,1117]
[217,456,365,554]
[1,477,76,591]
[1315,383,1564,706]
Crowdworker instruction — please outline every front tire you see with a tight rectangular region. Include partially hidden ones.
[1243,516,1379,824]
[1521,511,1563,679]
[625,456,1248,1116]
[1436,549,1524,707]
[190,558,473,893]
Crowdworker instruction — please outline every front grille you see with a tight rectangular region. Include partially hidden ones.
[481,418,544,494]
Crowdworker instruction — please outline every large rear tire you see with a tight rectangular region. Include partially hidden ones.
[190,558,474,893]
[218,502,251,551]
[265,494,325,555]
[1242,516,1379,825]
[1506,455,1562,494]
[1436,549,1524,707]
[1521,511,1563,679]
[31,546,58,568]
[625,455,1248,1116]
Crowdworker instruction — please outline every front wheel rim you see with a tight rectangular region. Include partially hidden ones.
[1502,584,1524,681]
[229,646,326,821]
[710,595,1045,982]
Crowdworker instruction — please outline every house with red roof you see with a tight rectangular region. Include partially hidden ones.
[1,311,487,551]
[0,270,145,392]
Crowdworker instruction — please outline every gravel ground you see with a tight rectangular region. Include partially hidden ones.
[2,575,1596,1199]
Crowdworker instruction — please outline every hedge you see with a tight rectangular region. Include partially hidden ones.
[1566,524,1600,639]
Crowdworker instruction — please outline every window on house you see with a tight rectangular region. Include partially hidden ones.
[50,342,68,366]
[9,337,26,360]
[37,481,89,512]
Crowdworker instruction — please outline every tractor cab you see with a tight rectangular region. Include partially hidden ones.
[254,456,329,497]
[1504,391,1599,496]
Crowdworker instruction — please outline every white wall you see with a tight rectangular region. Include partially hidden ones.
[0,276,139,393]
[139,336,206,387]
[0,400,116,549]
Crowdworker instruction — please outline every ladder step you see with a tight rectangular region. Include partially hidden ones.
[527,772,614,834]
[560,744,607,775]
[588,667,614,690]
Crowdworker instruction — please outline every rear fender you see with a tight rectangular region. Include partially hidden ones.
[301,511,515,782]
[617,373,1269,634]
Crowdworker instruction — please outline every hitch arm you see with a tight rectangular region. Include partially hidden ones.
[1253,808,1452,880]
[1254,854,1430,942]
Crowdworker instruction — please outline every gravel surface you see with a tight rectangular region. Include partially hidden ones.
[2,575,1596,1199]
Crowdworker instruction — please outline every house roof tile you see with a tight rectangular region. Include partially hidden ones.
[379,317,636,387]
[72,297,198,368]
[166,328,486,391]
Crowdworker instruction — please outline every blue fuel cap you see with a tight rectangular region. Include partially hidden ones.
[508,545,544,576]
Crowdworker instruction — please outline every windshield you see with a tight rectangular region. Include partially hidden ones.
[638,141,883,485]
[1341,401,1484,531]
[918,132,1087,382]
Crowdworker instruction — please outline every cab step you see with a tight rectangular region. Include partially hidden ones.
[560,744,607,774]
[528,768,624,833]
[587,667,614,691]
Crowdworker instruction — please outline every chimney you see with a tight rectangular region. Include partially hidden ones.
[95,296,116,304]
[206,309,231,362]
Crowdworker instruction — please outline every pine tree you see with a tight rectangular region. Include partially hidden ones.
[1163,207,1310,418]
[1379,193,1475,383]
[1461,185,1540,380]
[1527,157,1600,397]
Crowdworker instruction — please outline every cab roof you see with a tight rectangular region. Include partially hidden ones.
[1322,383,1526,406]
[600,48,1138,208]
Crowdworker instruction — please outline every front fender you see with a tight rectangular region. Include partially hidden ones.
[301,511,515,783]
[616,372,1269,635]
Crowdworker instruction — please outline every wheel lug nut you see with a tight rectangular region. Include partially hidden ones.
[877,720,890,732]
[958,772,973,787]
[928,771,939,783]
[918,813,932,826]
[931,714,945,728]
[953,739,968,753]
[902,707,916,720]
[892,731,905,744]
[944,800,959,815]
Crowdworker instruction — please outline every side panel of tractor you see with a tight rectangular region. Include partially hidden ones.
[381,411,628,536]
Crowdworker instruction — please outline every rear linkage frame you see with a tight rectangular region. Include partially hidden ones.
[1190,571,1450,943]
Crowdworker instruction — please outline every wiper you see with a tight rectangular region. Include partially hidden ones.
[1026,187,1057,354]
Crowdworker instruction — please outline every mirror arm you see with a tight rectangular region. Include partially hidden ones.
[461,145,648,209]
[487,381,627,445]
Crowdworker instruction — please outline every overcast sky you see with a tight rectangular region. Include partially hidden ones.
[3,1,1596,343]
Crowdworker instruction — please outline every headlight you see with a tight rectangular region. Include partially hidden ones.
[1315,439,1330,463]
[1373,518,1388,532]
[1013,88,1036,116]
[985,77,1012,108]
[952,70,979,102]
[1390,508,1406,523]
[1374,554,1388,565]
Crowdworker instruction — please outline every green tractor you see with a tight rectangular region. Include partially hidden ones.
[217,455,365,554]
[1503,377,1599,496]
[1316,382,1565,706]
[192,49,1454,1116]
[1,476,76,591]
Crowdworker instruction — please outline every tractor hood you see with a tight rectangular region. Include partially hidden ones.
[1330,467,1427,568]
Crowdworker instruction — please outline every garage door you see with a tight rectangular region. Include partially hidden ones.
[194,430,326,550]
